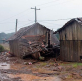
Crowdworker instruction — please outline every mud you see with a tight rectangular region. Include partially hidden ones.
[0,53,82,81]
[8,74,61,81]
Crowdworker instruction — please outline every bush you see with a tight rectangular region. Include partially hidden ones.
[0,45,4,52]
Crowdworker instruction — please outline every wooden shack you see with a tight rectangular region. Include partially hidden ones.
[9,23,59,58]
[55,18,82,62]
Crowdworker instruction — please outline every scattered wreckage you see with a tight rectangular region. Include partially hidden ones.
[19,35,60,60]
[8,23,60,59]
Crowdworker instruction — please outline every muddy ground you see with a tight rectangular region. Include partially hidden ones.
[0,53,82,81]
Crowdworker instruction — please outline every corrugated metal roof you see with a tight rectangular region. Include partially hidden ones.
[8,23,50,40]
[54,17,82,33]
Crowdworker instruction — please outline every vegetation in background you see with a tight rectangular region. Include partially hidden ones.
[0,32,14,43]
[0,43,10,51]
[0,45,4,52]
[55,33,59,40]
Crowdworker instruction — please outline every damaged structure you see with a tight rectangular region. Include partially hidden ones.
[9,23,59,59]
[55,18,82,62]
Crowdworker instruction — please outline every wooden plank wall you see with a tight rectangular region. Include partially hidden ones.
[60,22,82,41]
[60,40,82,62]
[60,22,82,62]
[9,40,19,57]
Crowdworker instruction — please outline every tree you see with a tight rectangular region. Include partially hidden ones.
[0,45,4,52]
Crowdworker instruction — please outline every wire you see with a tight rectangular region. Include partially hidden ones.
[0,8,31,22]
[0,0,70,23]
[39,21,62,26]
[18,21,34,28]
[0,0,75,23]
[0,17,74,25]
[0,19,34,24]
[40,0,75,9]
[0,21,34,33]
[16,10,34,20]
[0,0,77,33]
[0,17,71,24]
[0,16,76,25]
[0,16,75,32]
[37,0,60,7]
[0,0,61,22]
[28,17,73,22]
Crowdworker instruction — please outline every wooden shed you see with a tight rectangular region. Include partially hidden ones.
[55,18,82,62]
[9,23,59,58]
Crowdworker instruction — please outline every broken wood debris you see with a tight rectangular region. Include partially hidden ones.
[18,35,60,59]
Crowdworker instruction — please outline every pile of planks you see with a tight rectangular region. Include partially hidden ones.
[19,35,47,58]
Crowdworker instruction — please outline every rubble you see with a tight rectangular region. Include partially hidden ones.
[54,63,60,67]
[18,34,60,59]
[1,51,82,81]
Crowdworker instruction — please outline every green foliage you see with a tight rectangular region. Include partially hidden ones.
[72,63,82,68]
[72,64,78,68]
[0,45,4,52]
[40,62,47,66]
[55,33,59,40]
[0,32,14,43]
[61,62,82,68]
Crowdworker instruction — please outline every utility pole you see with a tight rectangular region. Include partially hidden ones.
[15,19,18,33]
[31,6,40,23]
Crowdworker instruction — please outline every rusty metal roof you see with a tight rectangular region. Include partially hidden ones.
[54,17,82,33]
[8,23,50,40]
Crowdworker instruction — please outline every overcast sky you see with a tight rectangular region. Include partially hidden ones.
[0,0,82,33]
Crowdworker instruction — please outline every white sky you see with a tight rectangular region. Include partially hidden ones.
[0,0,82,33]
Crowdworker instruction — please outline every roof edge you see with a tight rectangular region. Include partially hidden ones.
[54,18,82,34]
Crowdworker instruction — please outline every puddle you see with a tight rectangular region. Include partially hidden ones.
[8,74,61,81]
[0,62,61,81]
[0,62,27,70]
[0,63,10,69]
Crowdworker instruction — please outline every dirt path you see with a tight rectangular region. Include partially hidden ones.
[0,53,82,81]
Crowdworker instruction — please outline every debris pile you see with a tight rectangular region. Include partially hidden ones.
[18,35,60,59]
